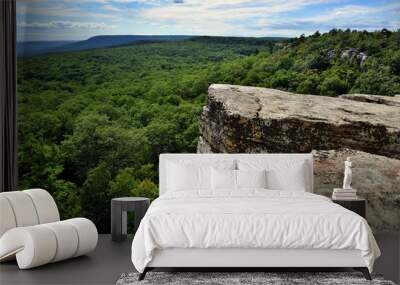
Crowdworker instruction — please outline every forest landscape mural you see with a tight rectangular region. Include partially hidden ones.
[16,0,400,232]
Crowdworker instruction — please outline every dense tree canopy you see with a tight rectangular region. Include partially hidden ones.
[17,30,399,232]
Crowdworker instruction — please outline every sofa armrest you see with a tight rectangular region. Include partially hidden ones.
[0,218,98,269]
[0,226,57,268]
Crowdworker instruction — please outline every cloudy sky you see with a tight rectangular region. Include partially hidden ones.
[17,0,400,42]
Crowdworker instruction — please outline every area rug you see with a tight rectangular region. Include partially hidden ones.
[116,272,396,285]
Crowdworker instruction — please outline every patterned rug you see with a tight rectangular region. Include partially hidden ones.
[116,271,396,285]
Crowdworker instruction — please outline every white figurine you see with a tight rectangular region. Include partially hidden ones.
[343,157,352,189]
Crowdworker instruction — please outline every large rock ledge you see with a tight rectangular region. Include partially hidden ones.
[198,84,400,232]
[199,84,400,158]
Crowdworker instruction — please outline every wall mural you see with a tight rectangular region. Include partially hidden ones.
[17,0,399,233]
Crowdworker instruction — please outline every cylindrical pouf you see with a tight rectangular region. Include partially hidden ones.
[65,218,98,257]
[0,226,57,269]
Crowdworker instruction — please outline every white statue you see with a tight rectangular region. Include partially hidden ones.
[343,157,352,189]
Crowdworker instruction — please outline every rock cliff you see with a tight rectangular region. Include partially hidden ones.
[339,94,400,107]
[198,84,400,232]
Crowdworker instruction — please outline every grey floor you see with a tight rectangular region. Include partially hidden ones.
[1,233,399,285]
[0,235,135,285]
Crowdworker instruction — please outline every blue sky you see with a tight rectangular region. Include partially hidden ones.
[17,0,400,42]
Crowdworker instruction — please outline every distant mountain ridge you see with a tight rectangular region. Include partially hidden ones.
[17,35,193,57]
[17,35,288,58]
[50,35,194,53]
[17,41,75,57]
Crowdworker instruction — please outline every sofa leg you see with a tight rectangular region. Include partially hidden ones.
[354,267,371,280]
[138,268,148,281]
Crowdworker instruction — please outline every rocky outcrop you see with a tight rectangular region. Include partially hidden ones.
[199,84,400,158]
[340,94,400,107]
[313,149,400,232]
[340,48,367,64]
[198,84,400,232]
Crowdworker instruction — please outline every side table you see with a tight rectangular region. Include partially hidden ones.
[111,197,150,242]
[332,198,366,218]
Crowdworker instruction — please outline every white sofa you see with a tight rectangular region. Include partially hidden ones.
[0,188,98,269]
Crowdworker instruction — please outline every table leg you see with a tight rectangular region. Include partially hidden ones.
[122,210,127,236]
[133,201,150,234]
[111,201,125,242]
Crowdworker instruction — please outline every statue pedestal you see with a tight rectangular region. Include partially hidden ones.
[332,188,358,200]
[334,188,356,192]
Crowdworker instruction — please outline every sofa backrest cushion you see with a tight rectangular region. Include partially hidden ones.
[0,189,60,238]
[24,189,60,224]
[0,196,17,237]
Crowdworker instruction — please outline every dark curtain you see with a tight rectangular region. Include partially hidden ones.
[0,0,17,192]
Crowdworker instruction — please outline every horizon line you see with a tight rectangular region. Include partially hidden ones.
[17,28,398,43]
[17,34,291,43]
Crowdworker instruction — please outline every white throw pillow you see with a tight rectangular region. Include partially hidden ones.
[266,161,307,191]
[211,168,237,191]
[167,162,211,191]
[236,169,267,189]
[238,159,308,191]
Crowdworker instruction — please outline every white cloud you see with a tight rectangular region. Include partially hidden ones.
[16,0,400,38]
[102,5,122,12]
[23,0,109,2]
[109,0,162,3]
[306,2,400,23]
[137,0,399,37]
[135,0,337,36]
[17,3,117,19]
[18,21,116,29]
[253,2,400,36]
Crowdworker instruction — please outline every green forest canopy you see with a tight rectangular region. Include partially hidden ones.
[17,29,400,232]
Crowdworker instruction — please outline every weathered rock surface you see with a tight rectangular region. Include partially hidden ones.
[199,84,400,158]
[313,149,400,232]
[340,94,400,107]
[198,84,400,232]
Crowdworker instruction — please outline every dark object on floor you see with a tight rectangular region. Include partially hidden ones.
[138,268,151,281]
[354,267,372,280]
[111,197,150,242]
[117,271,395,285]
[332,198,366,218]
